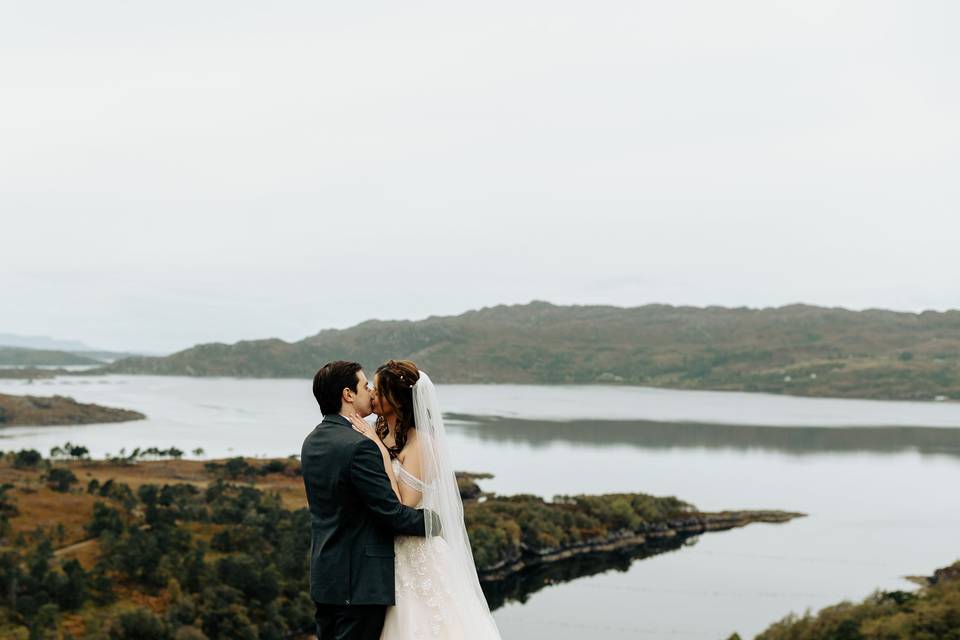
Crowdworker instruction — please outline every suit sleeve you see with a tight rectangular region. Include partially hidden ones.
[350,438,427,537]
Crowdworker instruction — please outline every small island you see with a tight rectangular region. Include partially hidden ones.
[0,393,145,426]
[0,450,802,639]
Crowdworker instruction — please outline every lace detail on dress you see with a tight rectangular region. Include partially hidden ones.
[389,536,461,639]
[385,460,463,638]
[392,458,425,494]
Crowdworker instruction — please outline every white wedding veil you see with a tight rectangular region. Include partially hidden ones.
[412,371,502,637]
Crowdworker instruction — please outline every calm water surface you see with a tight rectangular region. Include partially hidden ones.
[2,376,959,639]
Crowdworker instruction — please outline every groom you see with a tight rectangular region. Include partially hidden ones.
[302,360,430,640]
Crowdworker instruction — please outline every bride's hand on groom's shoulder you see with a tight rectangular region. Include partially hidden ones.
[347,413,379,442]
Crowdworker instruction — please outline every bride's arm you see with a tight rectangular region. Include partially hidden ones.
[347,414,401,501]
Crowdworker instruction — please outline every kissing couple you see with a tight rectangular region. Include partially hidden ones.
[301,359,502,640]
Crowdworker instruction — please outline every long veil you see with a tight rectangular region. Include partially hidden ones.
[412,372,501,638]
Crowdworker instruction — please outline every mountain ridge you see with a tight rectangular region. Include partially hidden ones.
[0,347,103,366]
[95,301,960,401]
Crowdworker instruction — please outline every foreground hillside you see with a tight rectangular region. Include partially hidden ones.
[96,302,960,401]
[0,450,799,639]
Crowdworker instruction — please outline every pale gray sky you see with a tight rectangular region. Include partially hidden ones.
[2,1,958,352]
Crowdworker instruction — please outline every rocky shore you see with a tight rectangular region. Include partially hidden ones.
[477,509,804,581]
[0,392,145,426]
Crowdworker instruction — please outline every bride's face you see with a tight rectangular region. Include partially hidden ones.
[371,373,392,418]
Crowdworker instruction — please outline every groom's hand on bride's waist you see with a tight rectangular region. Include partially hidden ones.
[420,509,442,536]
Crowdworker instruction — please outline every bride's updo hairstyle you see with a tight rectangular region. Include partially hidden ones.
[374,359,421,459]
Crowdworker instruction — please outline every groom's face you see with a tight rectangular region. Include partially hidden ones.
[350,370,374,417]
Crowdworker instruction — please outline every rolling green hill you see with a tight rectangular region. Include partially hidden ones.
[97,301,960,400]
[0,346,103,366]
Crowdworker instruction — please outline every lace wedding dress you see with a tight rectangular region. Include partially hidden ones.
[381,458,501,640]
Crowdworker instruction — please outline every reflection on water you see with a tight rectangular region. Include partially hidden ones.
[482,536,696,611]
[447,413,960,457]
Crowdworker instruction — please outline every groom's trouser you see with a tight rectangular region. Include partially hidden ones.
[315,602,386,640]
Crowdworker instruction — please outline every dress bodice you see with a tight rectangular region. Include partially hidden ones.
[392,458,425,506]
[383,458,503,639]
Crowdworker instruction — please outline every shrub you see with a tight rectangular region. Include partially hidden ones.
[44,468,78,493]
[13,449,42,469]
[172,627,208,640]
[109,608,171,640]
[87,502,125,537]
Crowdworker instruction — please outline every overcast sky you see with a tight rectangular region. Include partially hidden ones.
[2,1,958,353]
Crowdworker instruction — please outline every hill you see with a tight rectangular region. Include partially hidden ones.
[0,332,93,351]
[97,301,960,400]
[0,346,103,366]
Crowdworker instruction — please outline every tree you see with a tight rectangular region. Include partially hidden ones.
[44,468,78,493]
[0,551,22,610]
[106,527,166,586]
[215,555,279,604]
[224,457,254,480]
[109,608,171,640]
[13,449,42,469]
[87,502,125,537]
[172,627,207,640]
[201,599,258,640]
[0,483,18,538]
[30,603,59,640]
[52,559,87,610]
[66,444,89,460]
[88,563,115,605]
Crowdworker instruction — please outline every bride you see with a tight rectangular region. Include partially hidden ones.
[345,359,502,640]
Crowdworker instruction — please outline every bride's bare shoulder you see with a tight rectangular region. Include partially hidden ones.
[397,428,419,456]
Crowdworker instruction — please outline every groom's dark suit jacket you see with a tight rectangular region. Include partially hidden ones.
[301,413,427,606]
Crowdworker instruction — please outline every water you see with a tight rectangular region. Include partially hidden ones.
[2,375,959,639]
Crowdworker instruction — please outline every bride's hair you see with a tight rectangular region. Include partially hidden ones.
[374,359,421,459]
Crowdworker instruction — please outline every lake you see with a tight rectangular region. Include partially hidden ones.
[2,375,959,639]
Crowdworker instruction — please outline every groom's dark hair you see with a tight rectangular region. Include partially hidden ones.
[313,361,363,415]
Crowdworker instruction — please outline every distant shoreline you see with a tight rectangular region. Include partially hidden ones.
[4,367,957,405]
[0,392,145,427]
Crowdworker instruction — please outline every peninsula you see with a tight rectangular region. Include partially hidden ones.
[0,393,145,426]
